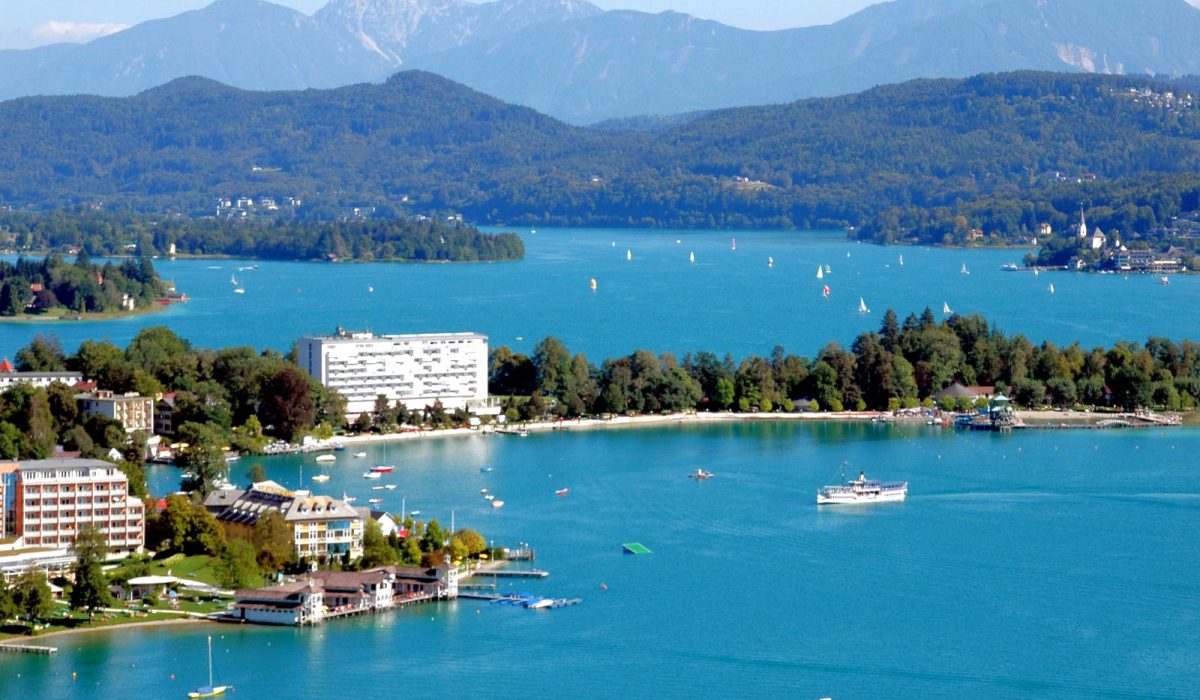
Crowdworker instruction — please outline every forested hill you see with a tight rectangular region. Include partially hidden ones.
[3,70,1200,239]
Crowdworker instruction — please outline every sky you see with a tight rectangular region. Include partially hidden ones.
[0,0,882,49]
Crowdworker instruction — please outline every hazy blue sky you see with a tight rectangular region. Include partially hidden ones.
[0,1,881,49]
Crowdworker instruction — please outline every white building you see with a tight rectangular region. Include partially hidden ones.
[0,358,82,391]
[204,481,363,564]
[76,390,155,434]
[10,458,145,556]
[297,330,488,417]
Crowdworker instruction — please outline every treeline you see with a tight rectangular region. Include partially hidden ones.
[856,174,1200,253]
[0,71,1198,238]
[0,209,524,262]
[0,254,167,316]
[490,310,1200,417]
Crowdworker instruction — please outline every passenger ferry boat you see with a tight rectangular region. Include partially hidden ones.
[817,470,907,505]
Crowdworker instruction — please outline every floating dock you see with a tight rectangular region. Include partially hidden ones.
[622,543,652,555]
[479,568,549,579]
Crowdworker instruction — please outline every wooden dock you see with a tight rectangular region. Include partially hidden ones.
[0,643,58,654]
[478,569,549,579]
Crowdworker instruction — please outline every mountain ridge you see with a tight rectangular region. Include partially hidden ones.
[2,0,1200,122]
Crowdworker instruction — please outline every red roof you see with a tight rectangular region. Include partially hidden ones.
[0,358,14,372]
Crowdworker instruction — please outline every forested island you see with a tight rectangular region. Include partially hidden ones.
[0,209,524,262]
[0,71,1199,245]
[0,254,174,319]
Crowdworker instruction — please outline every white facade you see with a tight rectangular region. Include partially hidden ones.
[0,371,82,391]
[297,330,488,417]
[76,390,155,434]
[15,458,145,556]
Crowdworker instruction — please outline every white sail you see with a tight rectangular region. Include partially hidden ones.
[943,302,952,315]
[817,266,823,279]
[626,249,632,261]
[767,257,773,267]
[689,251,695,264]
[859,297,869,314]
[899,254,904,266]
[1049,283,1055,294]
[961,263,969,275]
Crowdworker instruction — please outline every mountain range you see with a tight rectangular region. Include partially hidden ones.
[2,0,1200,123]
[2,68,1199,242]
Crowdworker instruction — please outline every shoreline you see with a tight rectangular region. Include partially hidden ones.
[0,304,169,324]
[0,616,208,646]
[325,408,1190,449]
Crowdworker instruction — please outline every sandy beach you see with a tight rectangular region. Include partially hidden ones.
[0,616,209,646]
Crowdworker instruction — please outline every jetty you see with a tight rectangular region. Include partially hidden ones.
[475,568,549,579]
[0,643,58,654]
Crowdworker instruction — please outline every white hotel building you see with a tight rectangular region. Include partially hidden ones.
[297,330,488,418]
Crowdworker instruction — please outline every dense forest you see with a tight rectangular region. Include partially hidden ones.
[0,209,525,262]
[0,71,1199,242]
[488,309,1200,417]
[0,254,169,317]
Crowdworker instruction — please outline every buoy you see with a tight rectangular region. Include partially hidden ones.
[601,583,607,591]
[170,674,175,680]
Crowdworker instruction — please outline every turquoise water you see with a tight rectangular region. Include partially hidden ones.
[2,229,1199,698]
[0,229,1193,361]
[5,423,1200,698]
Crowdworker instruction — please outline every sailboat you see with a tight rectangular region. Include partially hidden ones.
[767,256,774,268]
[312,460,331,483]
[822,284,830,299]
[626,249,632,261]
[1048,283,1055,295]
[342,491,357,504]
[816,265,823,279]
[824,264,831,274]
[689,251,695,264]
[188,636,230,698]
[943,302,953,315]
[731,238,736,251]
[229,274,237,286]
[960,263,970,275]
[859,297,870,314]
[589,278,597,291]
[899,254,904,266]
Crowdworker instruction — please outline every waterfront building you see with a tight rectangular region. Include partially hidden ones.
[76,389,155,434]
[230,564,458,626]
[296,329,488,417]
[203,481,364,563]
[355,507,398,537]
[0,359,82,391]
[10,458,145,555]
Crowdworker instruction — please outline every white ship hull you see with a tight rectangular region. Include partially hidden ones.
[817,489,907,505]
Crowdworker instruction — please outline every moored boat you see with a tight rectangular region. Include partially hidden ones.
[688,468,714,480]
[817,470,907,505]
[362,471,381,479]
[370,465,394,473]
[315,454,336,463]
[555,488,570,496]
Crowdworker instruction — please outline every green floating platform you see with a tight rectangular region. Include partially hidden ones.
[622,543,652,555]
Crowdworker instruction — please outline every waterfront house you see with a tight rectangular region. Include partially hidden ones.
[232,580,324,626]
[230,564,458,626]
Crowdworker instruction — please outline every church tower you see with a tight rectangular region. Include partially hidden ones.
[1077,207,1088,239]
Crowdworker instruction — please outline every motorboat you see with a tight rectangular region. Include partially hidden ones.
[370,465,394,473]
[362,471,381,479]
[688,468,714,480]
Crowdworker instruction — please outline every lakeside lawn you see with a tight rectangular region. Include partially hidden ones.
[144,554,221,587]
[0,608,190,642]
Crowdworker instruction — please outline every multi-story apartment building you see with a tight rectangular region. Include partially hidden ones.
[286,495,364,563]
[11,458,145,555]
[296,329,488,417]
[204,481,363,564]
[76,390,155,434]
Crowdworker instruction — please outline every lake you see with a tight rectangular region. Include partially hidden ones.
[0,228,1193,363]
[1,228,1198,698]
